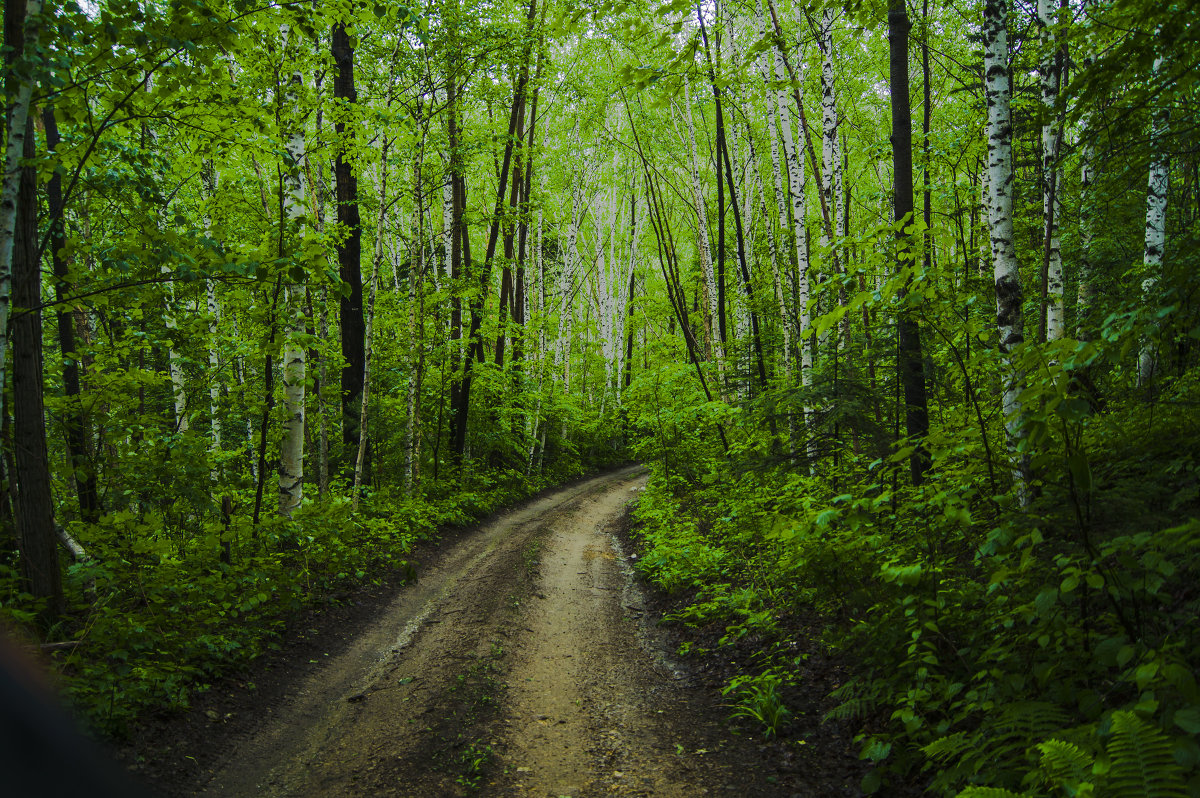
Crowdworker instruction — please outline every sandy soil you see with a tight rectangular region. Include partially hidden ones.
[167,467,856,797]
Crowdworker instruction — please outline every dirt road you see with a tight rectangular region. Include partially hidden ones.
[187,466,796,797]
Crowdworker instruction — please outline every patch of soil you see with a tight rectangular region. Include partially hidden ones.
[115,469,622,796]
[123,466,870,797]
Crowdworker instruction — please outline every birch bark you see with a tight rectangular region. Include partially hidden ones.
[678,79,721,363]
[818,8,841,306]
[278,25,307,518]
[1077,0,1097,342]
[983,0,1029,495]
[1139,52,1169,387]
[1037,0,1064,341]
[0,0,43,428]
[772,18,813,455]
[202,161,222,476]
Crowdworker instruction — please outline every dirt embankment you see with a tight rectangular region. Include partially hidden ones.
[152,466,857,797]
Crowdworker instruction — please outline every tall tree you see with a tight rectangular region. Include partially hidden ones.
[1139,50,1168,388]
[334,17,366,473]
[44,108,100,523]
[0,0,43,429]
[888,0,930,486]
[1037,0,1064,342]
[278,24,308,518]
[983,0,1028,495]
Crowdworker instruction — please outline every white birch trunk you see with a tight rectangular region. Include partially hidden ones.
[819,8,840,306]
[1139,53,1169,386]
[0,0,44,427]
[758,0,794,371]
[1076,2,1097,340]
[679,80,722,364]
[278,25,307,518]
[202,162,221,480]
[404,158,423,496]
[983,0,1028,496]
[279,284,307,517]
[775,35,813,459]
[1038,0,1064,341]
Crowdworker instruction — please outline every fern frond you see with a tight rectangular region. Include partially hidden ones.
[955,787,1031,797]
[1036,739,1093,788]
[1106,711,1186,798]
[924,732,972,762]
[822,695,875,723]
[997,701,1070,737]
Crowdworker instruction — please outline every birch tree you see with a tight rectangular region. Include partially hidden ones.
[278,25,308,518]
[677,80,721,365]
[1139,52,1168,388]
[983,0,1028,495]
[1037,0,1064,342]
[0,0,43,429]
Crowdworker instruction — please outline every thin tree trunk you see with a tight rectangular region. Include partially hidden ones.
[202,160,222,482]
[1038,0,1064,342]
[353,141,392,506]
[352,247,381,509]
[678,80,721,364]
[334,21,365,475]
[1139,51,1168,387]
[890,0,931,487]
[278,27,307,518]
[765,0,814,460]
[44,107,100,523]
[0,0,43,428]
[983,0,1029,496]
[699,6,768,393]
[13,102,62,617]
[1077,0,1097,343]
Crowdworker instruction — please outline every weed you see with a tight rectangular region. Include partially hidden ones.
[454,740,493,788]
[721,670,792,739]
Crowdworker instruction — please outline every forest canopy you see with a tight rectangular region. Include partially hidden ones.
[2,0,1199,793]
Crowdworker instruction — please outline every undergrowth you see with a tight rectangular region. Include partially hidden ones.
[0,467,561,737]
[628,365,1200,797]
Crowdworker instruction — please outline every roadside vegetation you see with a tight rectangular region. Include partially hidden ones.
[2,0,1197,795]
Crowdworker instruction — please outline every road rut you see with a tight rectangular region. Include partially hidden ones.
[193,467,768,797]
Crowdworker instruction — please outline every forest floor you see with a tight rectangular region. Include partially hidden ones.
[122,466,863,797]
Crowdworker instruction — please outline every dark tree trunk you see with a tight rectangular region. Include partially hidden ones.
[494,90,525,369]
[44,108,100,523]
[697,4,768,393]
[889,0,930,486]
[452,0,538,465]
[512,60,542,374]
[333,22,365,477]
[12,111,62,617]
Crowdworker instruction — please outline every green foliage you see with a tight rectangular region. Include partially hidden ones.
[0,476,547,737]
[722,669,792,739]
[1106,711,1187,798]
[627,355,1200,796]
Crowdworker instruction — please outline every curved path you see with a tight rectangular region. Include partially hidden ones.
[194,467,776,797]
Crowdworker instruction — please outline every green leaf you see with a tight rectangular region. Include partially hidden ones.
[1136,662,1160,690]
[1172,706,1200,735]
[1067,451,1093,494]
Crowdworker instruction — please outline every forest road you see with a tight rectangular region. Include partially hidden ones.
[193,466,770,797]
